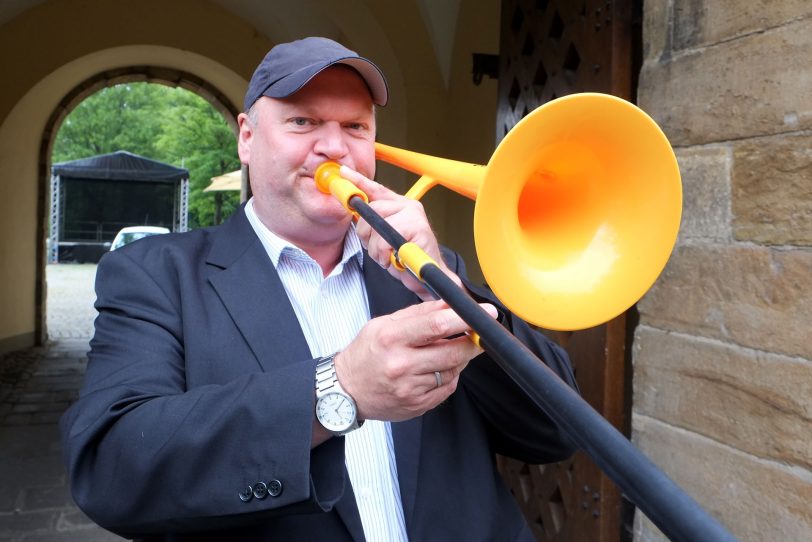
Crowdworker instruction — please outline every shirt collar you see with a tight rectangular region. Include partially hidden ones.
[244,197,364,271]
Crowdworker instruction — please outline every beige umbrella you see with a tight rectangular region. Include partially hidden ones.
[205,170,242,224]
[204,170,241,192]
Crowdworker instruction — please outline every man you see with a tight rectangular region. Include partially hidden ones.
[61,37,578,541]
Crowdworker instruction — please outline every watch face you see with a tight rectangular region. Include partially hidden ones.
[316,392,356,433]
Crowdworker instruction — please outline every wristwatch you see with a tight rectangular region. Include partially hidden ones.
[315,353,361,436]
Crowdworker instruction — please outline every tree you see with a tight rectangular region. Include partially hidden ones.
[154,89,240,229]
[52,84,168,162]
[52,83,240,228]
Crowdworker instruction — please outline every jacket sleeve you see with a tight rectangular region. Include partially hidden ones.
[440,247,580,464]
[59,244,346,537]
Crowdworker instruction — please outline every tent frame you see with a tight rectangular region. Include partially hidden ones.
[48,151,189,263]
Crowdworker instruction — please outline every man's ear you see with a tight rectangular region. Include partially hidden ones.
[237,112,253,164]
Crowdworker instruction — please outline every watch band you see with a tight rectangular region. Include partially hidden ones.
[314,353,362,435]
[315,353,342,398]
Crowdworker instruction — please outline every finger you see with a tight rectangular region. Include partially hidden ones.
[480,303,499,319]
[387,300,497,325]
[419,369,464,403]
[411,334,481,374]
[350,201,401,268]
[428,366,461,392]
[352,215,394,269]
[366,197,415,216]
[387,299,449,320]
[367,200,430,237]
[384,301,467,344]
[367,230,395,268]
[354,217,371,245]
[389,303,497,374]
[339,164,396,201]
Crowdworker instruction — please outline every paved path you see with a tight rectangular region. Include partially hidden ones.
[0,265,122,541]
[45,264,97,341]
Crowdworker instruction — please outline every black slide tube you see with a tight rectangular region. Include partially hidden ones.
[349,196,737,542]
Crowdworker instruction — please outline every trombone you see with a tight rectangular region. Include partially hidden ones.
[315,93,737,542]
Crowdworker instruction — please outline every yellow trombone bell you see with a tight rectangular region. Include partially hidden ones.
[374,93,682,331]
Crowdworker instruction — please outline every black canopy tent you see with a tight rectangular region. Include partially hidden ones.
[49,151,189,263]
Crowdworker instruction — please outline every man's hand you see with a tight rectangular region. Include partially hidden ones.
[334,300,497,422]
[339,165,463,301]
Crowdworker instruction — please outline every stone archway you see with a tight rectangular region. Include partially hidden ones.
[0,0,480,354]
[18,46,248,344]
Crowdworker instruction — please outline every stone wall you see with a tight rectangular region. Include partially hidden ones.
[634,1,812,540]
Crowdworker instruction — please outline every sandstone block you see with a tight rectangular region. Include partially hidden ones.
[732,134,812,246]
[675,146,731,244]
[632,414,812,542]
[673,0,812,51]
[634,326,812,469]
[638,17,812,145]
[642,0,669,62]
[638,244,812,360]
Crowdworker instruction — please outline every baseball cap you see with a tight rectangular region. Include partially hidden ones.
[243,37,389,111]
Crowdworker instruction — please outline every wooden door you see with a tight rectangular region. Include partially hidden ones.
[494,1,641,541]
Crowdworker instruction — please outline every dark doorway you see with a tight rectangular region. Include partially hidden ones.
[494,1,643,541]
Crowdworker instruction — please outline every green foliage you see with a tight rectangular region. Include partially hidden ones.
[52,83,241,228]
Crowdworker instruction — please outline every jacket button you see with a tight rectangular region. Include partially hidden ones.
[238,485,253,502]
[268,479,283,497]
[252,481,268,500]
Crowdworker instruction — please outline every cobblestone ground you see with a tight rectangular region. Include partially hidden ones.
[0,264,122,541]
[45,264,98,340]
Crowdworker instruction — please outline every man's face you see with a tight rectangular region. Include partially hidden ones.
[238,66,377,244]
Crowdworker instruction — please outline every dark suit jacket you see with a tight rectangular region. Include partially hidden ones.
[60,208,578,541]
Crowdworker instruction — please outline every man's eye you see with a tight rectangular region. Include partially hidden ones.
[292,118,310,126]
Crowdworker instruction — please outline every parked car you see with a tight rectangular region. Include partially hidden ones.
[110,226,170,251]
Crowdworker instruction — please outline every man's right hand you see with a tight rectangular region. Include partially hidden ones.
[333,300,497,422]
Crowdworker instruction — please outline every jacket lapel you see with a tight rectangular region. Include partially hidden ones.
[206,208,312,371]
[333,484,365,541]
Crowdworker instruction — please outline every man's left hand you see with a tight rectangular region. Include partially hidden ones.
[339,165,462,301]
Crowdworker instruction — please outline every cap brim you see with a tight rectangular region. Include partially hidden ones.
[333,57,389,107]
[263,56,389,106]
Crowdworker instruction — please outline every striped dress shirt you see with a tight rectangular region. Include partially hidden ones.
[245,200,409,541]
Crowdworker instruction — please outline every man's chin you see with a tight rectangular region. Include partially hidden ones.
[296,185,352,223]
[309,202,352,226]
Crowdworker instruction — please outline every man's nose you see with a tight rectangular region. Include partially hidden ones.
[314,122,349,159]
